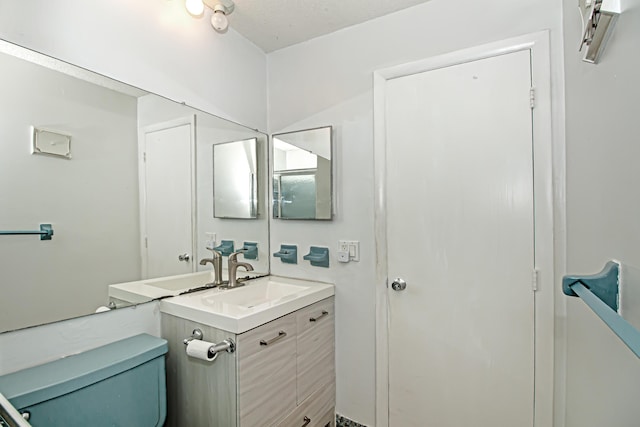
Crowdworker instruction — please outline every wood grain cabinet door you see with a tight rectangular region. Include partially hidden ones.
[295,298,335,404]
[277,383,335,427]
[237,313,297,427]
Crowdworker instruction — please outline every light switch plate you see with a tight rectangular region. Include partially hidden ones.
[338,240,360,262]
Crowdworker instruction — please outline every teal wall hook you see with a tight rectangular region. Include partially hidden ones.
[241,242,258,260]
[273,245,297,264]
[213,240,235,256]
[303,246,330,268]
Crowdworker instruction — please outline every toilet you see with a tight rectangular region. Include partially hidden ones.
[0,334,168,427]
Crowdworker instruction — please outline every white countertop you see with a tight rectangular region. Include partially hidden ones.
[159,275,335,334]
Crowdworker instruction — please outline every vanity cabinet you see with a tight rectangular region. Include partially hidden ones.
[161,296,335,427]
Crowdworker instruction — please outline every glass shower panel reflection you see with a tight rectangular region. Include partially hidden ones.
[271,126,332,220]
[274,172,317,219]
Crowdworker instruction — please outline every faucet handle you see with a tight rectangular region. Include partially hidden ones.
[206,247,222,258]
[228,250,247,262]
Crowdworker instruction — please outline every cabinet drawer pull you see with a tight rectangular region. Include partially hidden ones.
[302,416,311,426]
[309,310,329,322]
[260,330,287,346]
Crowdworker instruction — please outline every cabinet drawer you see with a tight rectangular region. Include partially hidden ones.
[296,298,335,404]
[278,382,335,427]
[296,298,334,336]
[238,314,297,427]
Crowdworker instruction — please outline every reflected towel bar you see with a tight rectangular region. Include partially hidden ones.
[0,224,54,240]
[563,261,640,358]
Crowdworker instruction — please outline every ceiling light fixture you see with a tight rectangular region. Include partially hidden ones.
[185,0,235,34]
[185,0,205,17]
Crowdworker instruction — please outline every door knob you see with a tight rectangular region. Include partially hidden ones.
[391,278,407,291]
[178,253,190,262]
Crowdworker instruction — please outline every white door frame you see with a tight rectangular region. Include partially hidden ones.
[373,31,556,427]
[138,115,198,278]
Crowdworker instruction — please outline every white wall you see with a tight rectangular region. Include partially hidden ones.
[0,51,140,331]
[563,2,640,426]
[267,1,564,424]
[0,0,267,131]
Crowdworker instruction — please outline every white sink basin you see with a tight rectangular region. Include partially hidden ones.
[202,281,306,309]
[160,276,334,333]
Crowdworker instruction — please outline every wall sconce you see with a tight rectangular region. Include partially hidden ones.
[185,0,235,33]
[579,0,621,63]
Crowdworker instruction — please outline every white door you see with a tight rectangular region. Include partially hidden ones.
[386,50,535,426]
[143,121,195,278]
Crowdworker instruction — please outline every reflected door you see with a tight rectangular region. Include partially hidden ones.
[143,120,195,278]
[386,50,535,426]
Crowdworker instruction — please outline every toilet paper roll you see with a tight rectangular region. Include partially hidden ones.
[186,340,216,361]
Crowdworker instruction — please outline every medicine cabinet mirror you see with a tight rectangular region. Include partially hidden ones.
[0,38,269,333]
[213,138,261,219]
[272,126,333,220]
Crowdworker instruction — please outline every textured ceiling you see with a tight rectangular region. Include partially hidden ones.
[226,0,432,52]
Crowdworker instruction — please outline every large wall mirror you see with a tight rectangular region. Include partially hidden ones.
[272,126,333,220]
[0,39,269,333]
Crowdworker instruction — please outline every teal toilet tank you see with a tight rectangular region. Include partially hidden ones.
[0,334,168,427]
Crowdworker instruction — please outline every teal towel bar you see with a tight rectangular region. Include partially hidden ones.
[0,224,54,240]
[563,261,640,358]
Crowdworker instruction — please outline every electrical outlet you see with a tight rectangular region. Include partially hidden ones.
[338,240,360,262]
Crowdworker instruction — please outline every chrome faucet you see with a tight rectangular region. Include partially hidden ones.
[199,249,224,287]
[227,250,254,288]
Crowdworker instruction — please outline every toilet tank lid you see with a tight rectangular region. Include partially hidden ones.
[0,333,168,409]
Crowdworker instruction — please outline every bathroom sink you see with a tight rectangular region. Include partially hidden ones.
[202,281,305,309]
[159,276,334,333]
[108,271,216,304]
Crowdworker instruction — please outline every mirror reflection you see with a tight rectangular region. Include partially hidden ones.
[0,40,269,333]
[213,138,261,219]
[272,126,333,220]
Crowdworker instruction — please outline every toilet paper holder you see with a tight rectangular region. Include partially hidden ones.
[183,328,235,361]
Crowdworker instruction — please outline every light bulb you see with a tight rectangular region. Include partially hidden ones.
[185,0,204,16]
[210,10,229,32]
